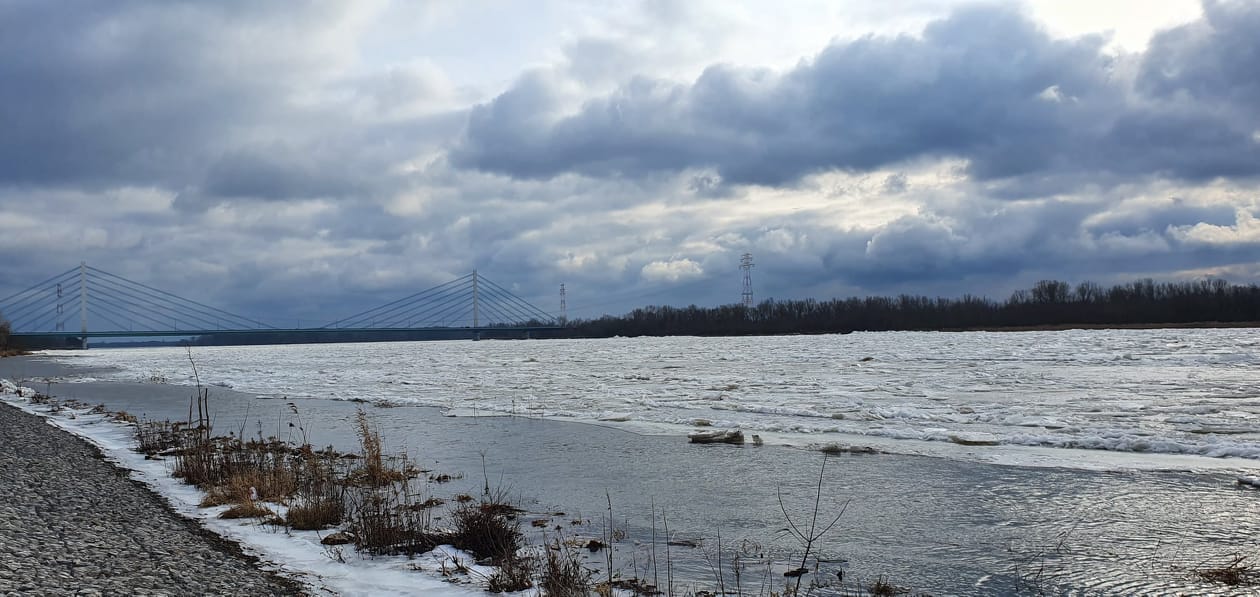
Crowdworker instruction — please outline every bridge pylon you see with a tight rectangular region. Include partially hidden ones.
[0,263,274,347]
[323,271,556,330]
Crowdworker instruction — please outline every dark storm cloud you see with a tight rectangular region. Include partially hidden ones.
[0,1,305,188]
[1085,199,1237,237]
[456,2,1260,188]
[0,0,461,204]
[1137,0,1260,108]
[824,199,1095,287]
[201,148,366,200]
[8,0,1260,325]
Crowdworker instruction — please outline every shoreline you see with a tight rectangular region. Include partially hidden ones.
[0,381,497,597]
[0,399,306,595]
[942,320,1260,332]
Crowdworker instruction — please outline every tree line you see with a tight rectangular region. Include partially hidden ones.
[566,278,1260,337]
[5,277,1260,349]
[0,313,22,356]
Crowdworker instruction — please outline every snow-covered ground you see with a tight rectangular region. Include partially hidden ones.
[38,329,1260,467]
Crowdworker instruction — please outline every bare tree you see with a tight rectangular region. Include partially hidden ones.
[0,312,11,351]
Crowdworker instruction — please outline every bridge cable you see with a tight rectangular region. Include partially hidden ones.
[86,266,274,329]
[474,286,537,324]
[324,273,473,328]
[0,271,80,326]
[477,276,556,322]
[386,287,474,327]
[86,268,265,330]
[0,267,79,305]
[88,293,177,331]
[5,283,77,330]
[85,272,231,330]
[365,280,473,327]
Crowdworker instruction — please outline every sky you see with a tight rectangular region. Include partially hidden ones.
[1,0,1258,325]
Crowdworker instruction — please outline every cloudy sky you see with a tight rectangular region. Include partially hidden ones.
[2,0,1258,325]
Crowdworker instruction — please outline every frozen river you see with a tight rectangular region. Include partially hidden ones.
[39,328,1260,469]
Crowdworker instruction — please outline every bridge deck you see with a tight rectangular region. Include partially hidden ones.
[12,326,564,339]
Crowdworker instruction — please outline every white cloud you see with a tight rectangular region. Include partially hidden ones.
[1169,209,1260,245]
[640,259,704,282]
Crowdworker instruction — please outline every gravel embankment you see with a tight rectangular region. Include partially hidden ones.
[0,402,307,596]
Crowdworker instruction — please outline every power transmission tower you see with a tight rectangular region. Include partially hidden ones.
[559,283,567,324]
[740,253,754,308]
[55,283,63,331]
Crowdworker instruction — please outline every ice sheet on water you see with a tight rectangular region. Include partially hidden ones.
[38,328,1260,468]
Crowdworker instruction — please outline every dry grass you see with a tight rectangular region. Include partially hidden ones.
[154,392,353,534]
[199,486,234,508]
[487,554,535,593]
[136,419,191,454]
[229,462,298,503]
[449,500,523,565]
[540,538,593,597]
[220,501,275,519]
[344,410,439,556]
[287,448,345,530]
[346,410,414,487]
[869,575,906,596]
[173,435,300,496]
[287,498,344,530]
[348,492,426,554]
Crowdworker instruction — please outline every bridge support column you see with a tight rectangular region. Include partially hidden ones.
[472,269,480,328]
[79,261,88,349]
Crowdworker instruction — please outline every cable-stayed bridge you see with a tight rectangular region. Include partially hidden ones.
[1,264,561,348]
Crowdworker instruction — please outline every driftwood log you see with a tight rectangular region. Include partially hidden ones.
[688,429,744,445]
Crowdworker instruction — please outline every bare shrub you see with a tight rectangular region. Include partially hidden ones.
[0,316,22,356]
[487,554,535,593]
[135,419,191,455]
[345,412,435,555]
[347,482,438,556]
[349,491,413,554]
[540,538,593,597]
[287,448,345,530]
[449,500,523,565]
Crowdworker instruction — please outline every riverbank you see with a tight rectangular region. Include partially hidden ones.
[0,400,304,596]
[945,320,1260,332]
